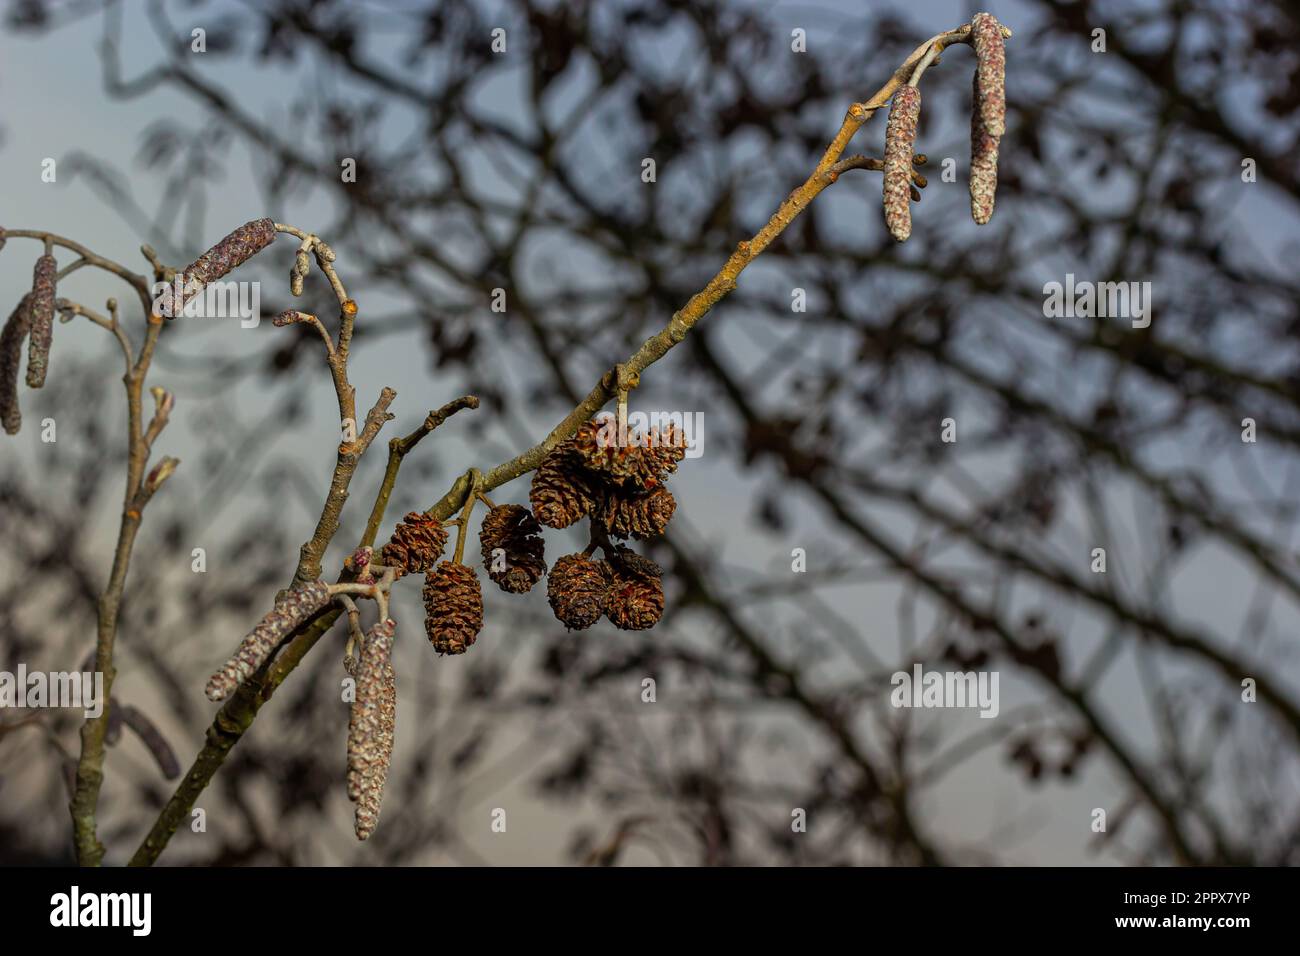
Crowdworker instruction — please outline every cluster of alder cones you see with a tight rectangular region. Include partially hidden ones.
[203,415,685,841]
[881,12,1007,242]
[377,412,687,659]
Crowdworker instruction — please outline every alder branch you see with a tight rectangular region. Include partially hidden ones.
[121,18,1004,866]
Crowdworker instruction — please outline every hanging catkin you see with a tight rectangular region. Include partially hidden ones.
[971,13,1006,138]
[1,295,31,435]
[348,618,396,841]
[204,580,332,701]
[25,255,57,388]
[156,218,277,318]
[969,73,1001,226]
[883,86,921,242]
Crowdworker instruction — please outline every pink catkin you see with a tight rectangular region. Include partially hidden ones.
[883,85,921,243]
[204,580,332,701]
[971,13,1006,139]
[156,218,277,319]
[969,73,1001,226]
[1,295,31,435]
[25,255,56,389]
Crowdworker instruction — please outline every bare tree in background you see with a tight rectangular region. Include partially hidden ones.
[2,0,1299,866]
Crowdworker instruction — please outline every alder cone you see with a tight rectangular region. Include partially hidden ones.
[601,485,676,540]
[381,511,448,576]
[642,423,688,484]
[423,561,483,655]
[547,553,610,631]
[1,295,31,435]
[530,442,598,528]
[604,550,665,631]
[573,418,687,490]
[479,504,547,593]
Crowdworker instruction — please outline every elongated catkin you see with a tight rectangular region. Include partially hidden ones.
[1,295,31,435]
[26,255,56,388]
[971,13,1006,138]
[204,580,332,701]
[883,85,921,242]
[349,618,396,841]
[969,73,1000,225]
[156,218,277,319]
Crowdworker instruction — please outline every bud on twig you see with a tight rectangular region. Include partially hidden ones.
[150,386,175,417]
[26,254,57,388]
[1,295,31,435]
[143,456,180,495]
[204,580,332,701]
[883,85,921,242]
[156,218,276,319]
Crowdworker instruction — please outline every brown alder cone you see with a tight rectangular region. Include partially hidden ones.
[969,73,1001,226]
[631,423,688,490]
[156,217,277,318]
[204,579,332,701]
[604,550,665,631]
[1,295,31,435]
[572,418,687,489]
[971,12,1007,138]
[547,553,611,631]
[348,618,396,841]
[530,441,599,528]
[25,255,57,388]
[600,484,677,540]
[423,561,483,654]
[479,504,547,593]
[883,85,921,243]
[380,511,448,576]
